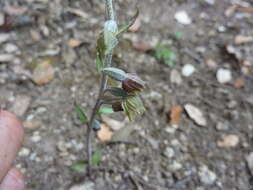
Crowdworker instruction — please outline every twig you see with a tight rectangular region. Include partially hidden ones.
[86,0,117,176]
[105,141,139,146]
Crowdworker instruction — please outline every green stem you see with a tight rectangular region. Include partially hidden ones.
[86,0,116,176]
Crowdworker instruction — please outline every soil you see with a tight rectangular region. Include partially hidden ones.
[1,0,253,189]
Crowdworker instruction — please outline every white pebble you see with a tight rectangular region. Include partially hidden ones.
[185,104,207,126]
[175,11,192,25]
[217,68,232,84]
[182,64,196,77]
[18,148,31,157]
[4,43,19,53]
[31,135,41,142]
[198,165,217,185]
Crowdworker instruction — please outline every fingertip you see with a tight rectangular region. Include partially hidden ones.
[0,168,25,190]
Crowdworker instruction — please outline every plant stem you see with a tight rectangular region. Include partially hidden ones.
[86,0,116,176]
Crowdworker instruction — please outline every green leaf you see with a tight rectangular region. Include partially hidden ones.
[91,150,102,167]
[70,150,102,170]
[106,87,128,97]
[154,46,177,67]
[74,103,88,124]
[71,161,87,171]
[102,67,127,81]
[92,119,101,131]
[96,33,106,63]
[96,53,104,72]
[115,8,139,36]
[98,107,114,114]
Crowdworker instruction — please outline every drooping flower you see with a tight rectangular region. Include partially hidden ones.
[121,95,145,121]
[122,73,145,93]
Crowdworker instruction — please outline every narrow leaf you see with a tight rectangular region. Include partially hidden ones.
[106,87,128,97]
[96,33,106,63]
[91,150,102,167]
[98,107,114,114]
[74,103,88,124]
[102,67,127,81]
[115,8,139,36]
[96,53,104,72]
[71,161,87,171]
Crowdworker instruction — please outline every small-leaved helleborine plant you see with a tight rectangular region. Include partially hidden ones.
[75,0,145,175]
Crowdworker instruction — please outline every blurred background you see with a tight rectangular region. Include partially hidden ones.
[0,0,253,189]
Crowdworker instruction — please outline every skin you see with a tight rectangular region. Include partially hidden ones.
[0,110,25,190]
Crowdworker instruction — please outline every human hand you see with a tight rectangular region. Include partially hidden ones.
[0,110,25,190]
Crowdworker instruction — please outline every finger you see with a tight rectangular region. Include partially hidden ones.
[0,168,25,190]
[0,110,24,182]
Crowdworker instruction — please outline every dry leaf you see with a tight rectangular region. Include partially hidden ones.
[97,124,113,142]
[68,39,82,48]
[129,16,141,32]
[169,104,183,125]
[233,78,245,88]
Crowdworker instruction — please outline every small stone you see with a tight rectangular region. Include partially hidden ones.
[246,95,253,105]
[175,11,192,25]
[31,135,41,143]
[182,64,196,77]
[216,68,232,84]
[23,120,42,130]
[68,39,82,48]
[217,134,239,148]
[206,59,217,69]
[170,161,182,170]
[30,29,41,41]
[102,116,125,131]
[0,33,10,44]
[4,43,18,53]
[170,69,182,85]
[69,182,95,190]
[0,54,15,62]
[132,40,152,52]
[216,121,229,131]
[18,148,31,157]
[165,124,178,134]
[32,58,55,85]
[217,25,226,33]
[246,152,253,175]
[184,104,207,126]
[11,95,31,117]
[203,0,215,5]
[198,165,217,185]
[164,147,175,158]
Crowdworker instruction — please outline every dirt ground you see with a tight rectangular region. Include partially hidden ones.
[1,0,253,189]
